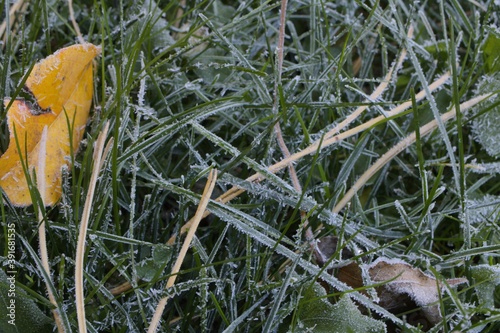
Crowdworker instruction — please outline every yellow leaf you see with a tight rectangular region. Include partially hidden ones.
[0,43,101,206]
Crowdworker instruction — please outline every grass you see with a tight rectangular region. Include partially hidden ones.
[1,0,500,332]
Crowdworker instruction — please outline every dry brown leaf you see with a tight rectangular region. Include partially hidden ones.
[368,257,468,325]
[313,237,468,329]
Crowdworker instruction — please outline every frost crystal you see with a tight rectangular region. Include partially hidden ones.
[471,74,500,157]
[470,162,500,174]
[466,194,500,225]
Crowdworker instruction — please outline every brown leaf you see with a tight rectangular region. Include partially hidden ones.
[314,236,364,289]
[368,258,468,325]
[313,237,468,329]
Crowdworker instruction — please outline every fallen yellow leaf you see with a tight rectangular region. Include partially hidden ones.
[0,43,101,206]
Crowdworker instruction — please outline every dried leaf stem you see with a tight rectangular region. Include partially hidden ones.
[167,65,448,246]
[0,0,28,43]
[148,169,218,333]
[332,93,494,213]
[37,126,65,333]
[323,27,412,141]
[272,0,304,198]
[75,122,112,333]
[68,0,85,44]
[272,0,312,237]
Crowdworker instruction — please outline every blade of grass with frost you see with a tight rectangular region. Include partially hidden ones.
[191,237,218,277]
[407,30,461,192]
[199,13,271,104]
[411,87,433,233]
[427,265,468,321]
[395,200,415,233]
[334,134,370,190]
[443,244,500,261]
[83,271,141,332]
[333,93,494,214]
[357,1,403,36]
[126,51,148,324]
[191,123,298,194]
[148,169,217,333]
[222,295,268,333]
[89,231,158,246]
[450,24,471,257]
[170,71,451,245]
[204,199,407,327]
[18,235,71,332]
[262,259,298,333]
[118,99,246,163]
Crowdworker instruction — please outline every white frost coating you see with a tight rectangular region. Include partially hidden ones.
[466,194,500,225]
[368,257,429,275]
[472,74,500,157]
[184,80,203,91]
[207,200,406,325]
[137,106,157,119]
[471,162,500,174]
[29,56,62,86]
[138,52,146,107]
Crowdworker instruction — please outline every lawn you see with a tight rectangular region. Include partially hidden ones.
[1,0,500,332]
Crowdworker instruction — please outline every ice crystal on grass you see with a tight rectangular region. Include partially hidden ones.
[470,162,500,174]
[466,194,500,225]
[4,0,500,332]
[472,73,500,157]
